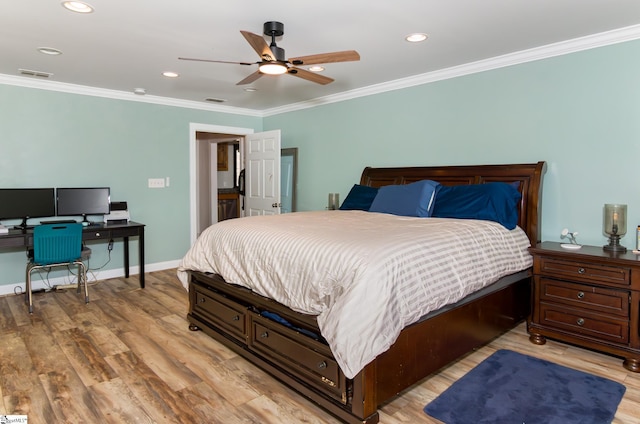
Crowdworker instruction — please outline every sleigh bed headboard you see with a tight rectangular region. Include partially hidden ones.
[359,161,547,246]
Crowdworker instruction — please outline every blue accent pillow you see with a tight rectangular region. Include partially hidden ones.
[432,182,522,229]
[339,184,379,211]
[369,180,441,217]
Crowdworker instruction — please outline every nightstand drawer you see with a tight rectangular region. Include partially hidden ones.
[538,277,629,317]
[537,257,630,287]
[539,303,629,344]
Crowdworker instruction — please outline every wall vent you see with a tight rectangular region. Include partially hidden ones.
[19,68,53,78]
[204,97,227,103]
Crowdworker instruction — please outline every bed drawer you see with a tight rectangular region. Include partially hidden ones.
[538,303,629,344]
[247,312,347,404]
[192,286,248,343]
[538,277,629,317]
[537,257,630,287]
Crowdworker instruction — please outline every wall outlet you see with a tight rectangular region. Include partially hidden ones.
[148,178,165,188]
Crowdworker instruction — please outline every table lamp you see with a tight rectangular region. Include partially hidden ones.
[603,203,627,253]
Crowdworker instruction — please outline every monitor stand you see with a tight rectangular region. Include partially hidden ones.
[13,217,34,230]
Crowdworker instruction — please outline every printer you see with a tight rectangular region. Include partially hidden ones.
[103,201,130,224]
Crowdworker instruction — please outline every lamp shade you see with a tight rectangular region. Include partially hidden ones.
[603,204,627,236]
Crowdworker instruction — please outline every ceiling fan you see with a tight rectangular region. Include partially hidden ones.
[179,21,360,85]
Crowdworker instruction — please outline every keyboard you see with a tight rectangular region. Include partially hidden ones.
[40,219,78,225]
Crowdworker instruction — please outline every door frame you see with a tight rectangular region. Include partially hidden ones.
[189,123,254,245]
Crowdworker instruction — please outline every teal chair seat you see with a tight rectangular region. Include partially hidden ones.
[26,223,89,313]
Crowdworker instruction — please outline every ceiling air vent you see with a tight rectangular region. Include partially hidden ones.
[204,97,227,103]
[19,68,53,78]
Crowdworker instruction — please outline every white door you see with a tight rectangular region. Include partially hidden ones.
[244,130,281,216]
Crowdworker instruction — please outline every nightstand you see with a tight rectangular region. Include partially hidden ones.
[528,241,640,372]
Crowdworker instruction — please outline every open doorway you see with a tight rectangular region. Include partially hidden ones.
[189,124,287,245]
[189,123,254,244]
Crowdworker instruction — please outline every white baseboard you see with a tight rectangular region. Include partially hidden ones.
[0,259,181,297]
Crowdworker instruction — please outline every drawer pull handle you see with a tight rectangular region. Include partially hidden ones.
[260,332,269,338]
[577,318,585,326]
[232,315,240,321]
[577,267,585,274]
[317,361,327,369]
[577,292,585,299]
[199,297,205,304]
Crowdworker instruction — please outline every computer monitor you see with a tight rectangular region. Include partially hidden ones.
[0,188,56,229]
[56,187,111,223]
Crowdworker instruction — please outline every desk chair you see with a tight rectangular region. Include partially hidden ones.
[26,223,89,313]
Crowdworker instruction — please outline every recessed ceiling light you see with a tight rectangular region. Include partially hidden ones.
[244,87,258,92]
[38,47,63,56]
[405,33,428,43]
[308,66,325,72]
[61,1,94,13]
[162,71,179,78]
[133,88,146,95]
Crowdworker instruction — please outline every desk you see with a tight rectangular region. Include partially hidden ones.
[0,221,146,288]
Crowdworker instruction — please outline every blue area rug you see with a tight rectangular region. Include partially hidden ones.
[424,349,626,424]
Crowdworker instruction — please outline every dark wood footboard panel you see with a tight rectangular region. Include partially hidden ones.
[188,270,531,423]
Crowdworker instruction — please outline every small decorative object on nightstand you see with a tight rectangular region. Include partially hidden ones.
[327,193,340,210]
[528,242,640,372]
[603,203,627,253]
[560,228,581,249]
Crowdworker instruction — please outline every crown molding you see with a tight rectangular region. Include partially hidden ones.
[0,74,263,117]
[1,24,639,118]
[262,24,640,117]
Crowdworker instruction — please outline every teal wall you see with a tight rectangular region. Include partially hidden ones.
[0,85,261,288]
[2,38,640,289]
[266,39,640,250]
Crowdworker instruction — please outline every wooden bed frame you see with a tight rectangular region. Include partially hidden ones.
[186,161,547,423]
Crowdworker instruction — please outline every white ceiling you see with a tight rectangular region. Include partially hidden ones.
[2,0,640,111]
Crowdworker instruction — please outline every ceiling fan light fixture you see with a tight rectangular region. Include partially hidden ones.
[405,33,428,43]
[259,62,288,75]
[61,1,94,13]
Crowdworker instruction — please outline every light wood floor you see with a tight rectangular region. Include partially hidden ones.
[1,269,638,423]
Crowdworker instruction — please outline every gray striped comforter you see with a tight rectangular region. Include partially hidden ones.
[177,210,532,378]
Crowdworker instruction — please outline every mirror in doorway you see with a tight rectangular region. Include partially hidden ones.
[281,148,298,213]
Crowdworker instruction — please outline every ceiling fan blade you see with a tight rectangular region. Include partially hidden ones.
[236,70,263,85]
[178,57,255,66]
[288,67,334,85]
[288,50,360,66]
[240,30,274,61]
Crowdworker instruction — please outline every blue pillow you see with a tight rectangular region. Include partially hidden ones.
[339,184,379,211]
[432,182,522,229]
[369,180,441,217]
